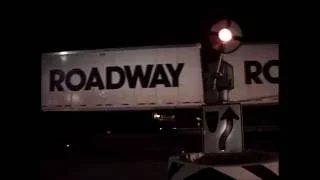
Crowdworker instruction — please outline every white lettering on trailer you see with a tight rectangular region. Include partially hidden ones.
[223,44,279,104]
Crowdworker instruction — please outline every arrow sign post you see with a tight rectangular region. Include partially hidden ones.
[219,107,240,151]
[203,104,243,153]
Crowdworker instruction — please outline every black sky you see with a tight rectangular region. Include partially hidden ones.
[40,8,280,53]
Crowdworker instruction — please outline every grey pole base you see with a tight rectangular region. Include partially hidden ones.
[168,151,279,180]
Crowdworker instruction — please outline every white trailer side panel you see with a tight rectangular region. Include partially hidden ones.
[41,44,204,111]
[223,43,279,104]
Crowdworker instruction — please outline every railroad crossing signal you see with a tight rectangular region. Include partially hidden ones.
[209,19,243,54]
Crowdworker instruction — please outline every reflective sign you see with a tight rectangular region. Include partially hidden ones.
[202,104,243,153]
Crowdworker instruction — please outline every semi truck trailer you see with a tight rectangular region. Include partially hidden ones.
[41,43,279,154]
[41,43,278,111]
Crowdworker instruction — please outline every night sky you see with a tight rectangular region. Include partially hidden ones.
[40,8,280,53]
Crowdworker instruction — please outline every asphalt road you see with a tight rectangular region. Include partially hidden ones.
[41,157,168,180]
[40,135,184,180]
[40,132,279,180]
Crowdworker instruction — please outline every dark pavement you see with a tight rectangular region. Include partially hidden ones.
[40,132,279,180]
[41,158,168,180]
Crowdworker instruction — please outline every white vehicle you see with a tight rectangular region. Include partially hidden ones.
[41,43,278,111]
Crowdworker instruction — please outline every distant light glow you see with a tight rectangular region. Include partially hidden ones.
[59,51,69,55]
[66,144,70,148]
[172,127,177,130]
[61,55,67,62]
[159,127,162,131]
[196,117,201,121]
[218,28,232,42]
[107,130,112,134]
[154,113,160,119]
